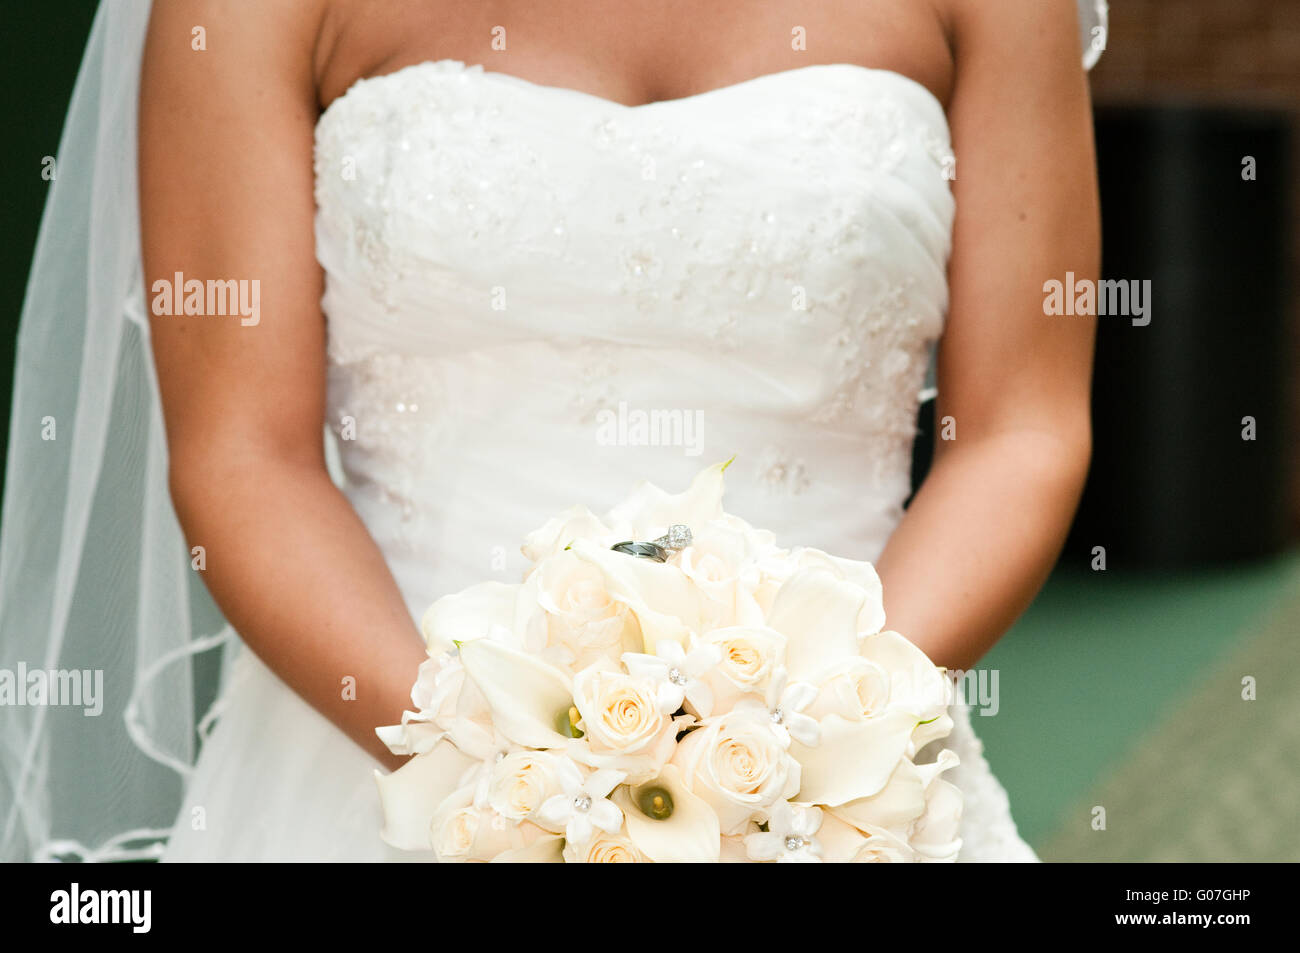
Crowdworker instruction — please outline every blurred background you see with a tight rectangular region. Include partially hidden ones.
[3,2,1298,861]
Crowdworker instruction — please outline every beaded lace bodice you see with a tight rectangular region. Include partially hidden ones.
[313,60,955,614]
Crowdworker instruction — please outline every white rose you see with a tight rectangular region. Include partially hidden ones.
[699,625,787,711]
[571,665,676,767]
[805,656,892,722]
[678,522,754,628]
[487,752,564,821]
[431,786,552,862]
[818,812,915,863]
[852,831,915,863]
[430,803,480,863]
[562,828,649,863]
[527,551,638,669]
[670,710,801,834]
[421,655,498,760]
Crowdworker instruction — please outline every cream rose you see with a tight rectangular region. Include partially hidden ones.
[852,832,914,863]
[572,665,672,757]
[487,752,563,821]
[432,788,552,862]
[818,812,915,863]
[431,803,480,862]
[699,625,787,711]
[670,710,800,834]
[806,656,892,722]
[678,523,753,627]
[530,551,637,668]
[418,656,498,760]
[562,829,649,863]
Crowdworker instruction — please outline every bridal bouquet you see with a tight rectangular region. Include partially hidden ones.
[375,461,962,862]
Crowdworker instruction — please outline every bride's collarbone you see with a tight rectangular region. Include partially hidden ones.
[315,0,951,112]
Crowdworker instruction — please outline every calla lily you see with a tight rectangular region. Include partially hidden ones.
[765,569,865,682]
[792,709,917,805]
[910,775,964,862]
[375,709,444,757]
[828,748,962,837]
[421,581,522,654]
[458,638,575,749]
[788,548,887,635]
[604,458,732,540]
[568,539,702,651]
[830,758,925,836]
[522,504,614,563]
[374,741,478,850]
[861,630,951,746]
[613,765,721,863]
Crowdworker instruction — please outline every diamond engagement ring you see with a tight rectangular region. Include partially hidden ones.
[611,523,693,562]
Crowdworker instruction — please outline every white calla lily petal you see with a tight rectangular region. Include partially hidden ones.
[373,742,477,850]
[830,759,928,836]
[615,765,721,863]
[861,630,950,718]
[421,581,521,654]
[459,638,574,749]
[604,459,732,539]
[765,570,865,682]
[521,504,613,563]
[791,548,888,634]
[792,710,917,805]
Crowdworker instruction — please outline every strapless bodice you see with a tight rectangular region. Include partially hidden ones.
[312,59,954,616]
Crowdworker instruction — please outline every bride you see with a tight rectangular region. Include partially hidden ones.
[0,0,1106,862]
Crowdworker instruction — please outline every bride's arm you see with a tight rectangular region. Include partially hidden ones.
[139,0,423,769]
[873,0,1099,671]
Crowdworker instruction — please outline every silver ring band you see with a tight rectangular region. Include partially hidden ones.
[610,541,669,562]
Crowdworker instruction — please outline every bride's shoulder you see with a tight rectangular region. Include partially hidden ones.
[142,0,329,115]
[144,0,329,80]
[938,0,1095,74]
[938,0,1087,49]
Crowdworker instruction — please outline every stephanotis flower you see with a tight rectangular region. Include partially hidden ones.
[536,761,626,846]
[622,638,723,716]
[738,665,820,748]
[744,800,824,863]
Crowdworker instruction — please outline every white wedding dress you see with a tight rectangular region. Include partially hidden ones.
[162,60,1039,862]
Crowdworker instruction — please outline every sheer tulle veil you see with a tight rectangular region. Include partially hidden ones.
[0,0,1107,861]
[0,0,227,862]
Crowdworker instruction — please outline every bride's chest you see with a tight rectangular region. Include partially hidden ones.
[312,60,955,364]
